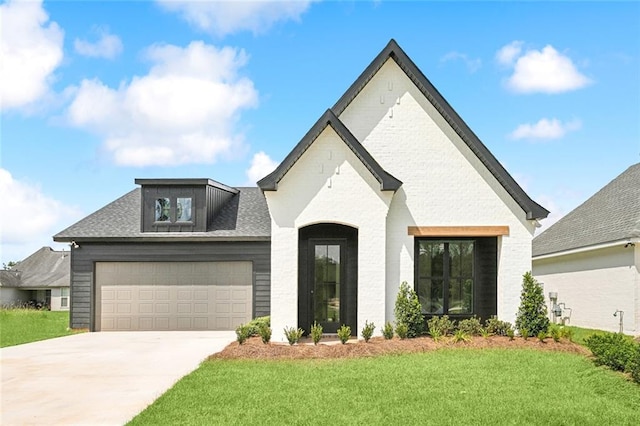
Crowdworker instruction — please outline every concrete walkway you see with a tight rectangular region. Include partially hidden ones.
[1,331,235,425]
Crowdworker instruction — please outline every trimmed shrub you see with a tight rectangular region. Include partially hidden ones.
[258,324,271,344]
[549,324,561,342]
[521,328,529,341]
[515,272,549,336]
[382,322,394,340]
[361,321,375,343]
[427,315,454,338]
[506,327,515,341]
[395,323,408,339]
[457,317,483,336]
[585,333,636,372]
[245,316,271,337]
[394,281,424,338]
[283,326,304,346]
[537,330,547,342]
[310,322,323,345]
[235,325,250,345]
[628,344,640,384]
[484,316,513,336]
[337,325,351,344]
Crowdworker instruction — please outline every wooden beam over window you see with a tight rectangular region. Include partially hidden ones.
[407,226,510,237]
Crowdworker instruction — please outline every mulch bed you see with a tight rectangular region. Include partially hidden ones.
[210,335,590,361]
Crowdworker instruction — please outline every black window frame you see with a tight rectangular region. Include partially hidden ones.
[414,238,475,317]
[153,195,194,224]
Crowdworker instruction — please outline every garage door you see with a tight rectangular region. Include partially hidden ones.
[95,262,252,331]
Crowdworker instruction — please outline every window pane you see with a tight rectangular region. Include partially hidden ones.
[418,241,444,277]
[61,297,68,308]
[314,244,340,324]
[155,198,170,222]
[176,198,192,222]
[448,278,473,314]
[418,278,443,314]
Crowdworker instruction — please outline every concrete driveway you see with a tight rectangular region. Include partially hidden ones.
[1,331,235,425]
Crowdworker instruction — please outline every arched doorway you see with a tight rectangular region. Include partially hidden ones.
[298,224,358,334]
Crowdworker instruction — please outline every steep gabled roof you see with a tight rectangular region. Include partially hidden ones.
[533,163,640,257]
[53,187,271,242]
[332,39,549,220]
[257,109,402,191]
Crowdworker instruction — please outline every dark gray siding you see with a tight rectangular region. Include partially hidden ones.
[69,241,270,330]
[206,185,235,228]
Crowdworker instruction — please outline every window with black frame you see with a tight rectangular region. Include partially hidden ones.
[416,240,474,315]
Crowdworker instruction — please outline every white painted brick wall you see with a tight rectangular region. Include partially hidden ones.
[533,246,639,335]
[339,59,536,325]
[266,58,537,340]
[265,126,393,342]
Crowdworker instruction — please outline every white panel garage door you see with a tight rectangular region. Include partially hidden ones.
[95,262,252,331]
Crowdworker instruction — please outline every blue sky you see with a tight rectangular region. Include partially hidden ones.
[1,0,639,264]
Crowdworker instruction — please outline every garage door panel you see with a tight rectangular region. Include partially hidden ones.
[96,262,252,331]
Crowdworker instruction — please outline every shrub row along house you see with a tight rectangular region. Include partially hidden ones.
[54,40,549,341]
[533,163,640,335]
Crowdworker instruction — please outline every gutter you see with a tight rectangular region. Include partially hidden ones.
[533,237,640,261]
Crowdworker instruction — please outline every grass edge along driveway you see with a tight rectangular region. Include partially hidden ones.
[129,348,640,425]
[0,309,76,347]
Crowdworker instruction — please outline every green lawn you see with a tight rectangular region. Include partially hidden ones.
[0,308,76,347]
[129,349,640,425]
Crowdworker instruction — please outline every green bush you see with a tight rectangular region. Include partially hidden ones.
[537,330,547,342]
[258,324,271,344]
[520,328,529,341]
[484,316,513,336]
[395,323,408,339]
[361,321,375,343]
[235,325,250,344]
[394,281,424,338]
[506,327,515,341]
[310,322,323,345]
[628,344,640,384]
[585,333,636,372]
[559,326,574,342]
[283,326,304,346]
[457,317,483,336]
[549,324,561,342]
[453,329,471,343]
[515,272,549,336]
[245,316,271,337]
[382,322,394,340]
[337,324,351,344]
[427,315,454,338]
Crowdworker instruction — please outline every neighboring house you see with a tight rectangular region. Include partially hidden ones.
[0,247,71,311]
[533,163,640,335]
[54,40,548,339]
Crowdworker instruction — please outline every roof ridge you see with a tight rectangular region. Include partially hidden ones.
[333,39,548,220]
[257,109,402,191]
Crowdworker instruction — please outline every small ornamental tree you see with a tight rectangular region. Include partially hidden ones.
[515,272,549,336]
[394,281,424,338]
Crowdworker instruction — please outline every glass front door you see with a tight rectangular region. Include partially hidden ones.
[312,242,344,333]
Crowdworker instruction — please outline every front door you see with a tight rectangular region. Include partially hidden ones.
[298,223,358,335]
[311,240,345,333]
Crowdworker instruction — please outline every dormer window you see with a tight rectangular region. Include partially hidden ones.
[136,178,238,233]
[177,197,192,222]
[155,198,171,222]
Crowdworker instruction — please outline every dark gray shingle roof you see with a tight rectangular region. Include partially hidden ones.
[0,247,70,288]
[333,39,548,220]
[533,163,640,257]
[258,109,402,191]
[53,187,270,242]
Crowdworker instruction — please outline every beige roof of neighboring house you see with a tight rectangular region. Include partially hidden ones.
[0,247,70,288]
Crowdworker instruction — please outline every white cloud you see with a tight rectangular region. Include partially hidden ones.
[495,41,523,66]
[66,41,259,167]
[0,168,82,263]
[509,118,582,141]
[74,27,123,59]
[246,151,279,185]
[0,0,64,111]
[157,0,314,37]
[440,51,481,73]
[497,42,592,93]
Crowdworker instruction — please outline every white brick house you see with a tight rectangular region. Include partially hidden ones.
[259,40,548,341]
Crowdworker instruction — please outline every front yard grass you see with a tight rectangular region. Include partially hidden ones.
[128,348,640,425]
[0,308,75,347]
